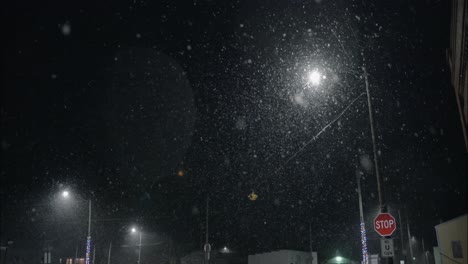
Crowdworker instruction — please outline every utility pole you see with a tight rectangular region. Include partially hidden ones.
[107,242,112,264]
[75,245,78,264]
[362,65,385,211]
[357,172,369,264]
[204,196,211,264]
[398,210,405,260]
[406,210,414,262]
[422,238,428,264]
[137,228,142,264]
[309,223,314,264]
[92,245,96,264]
[86,199,92,264]
[363,63,391,264]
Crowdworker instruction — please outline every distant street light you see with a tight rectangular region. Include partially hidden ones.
[220,246,231,254]
[62,191,70,198]
[130,226,143,264]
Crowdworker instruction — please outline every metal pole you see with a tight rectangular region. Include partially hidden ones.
[137,230,142,264]
[357,173,369,264]
[206,197,209,244]
[363,62,391,264]
[75,245,78,264]
[107,242,112,264]
[357,174,365,223]
[92,245,96,264]
[3,246,8,264]
[362,65,385,211]
[422,238,428,264]
[398,210,405,259]
[85,199,92,264]
[309,223,314,263]
[88,200,91,238]
[204,196,211,264]
[406,210,414,262]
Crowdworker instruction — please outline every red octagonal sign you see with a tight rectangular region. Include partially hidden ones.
[374,213,397,237]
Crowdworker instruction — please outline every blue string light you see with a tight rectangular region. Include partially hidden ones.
[361,222,369,264]
[86,236,91,264]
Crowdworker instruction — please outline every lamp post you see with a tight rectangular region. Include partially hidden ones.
[131,227,143,264]
[303,62,388,263]
[359,64,391,264]
[61,190,92,264]
[406,211,414,263]
[204,196,211,264]
[356,172,369,264]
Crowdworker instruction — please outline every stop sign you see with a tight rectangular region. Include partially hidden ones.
[374,213,397,236]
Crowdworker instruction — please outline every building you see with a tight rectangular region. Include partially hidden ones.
[448,0,468,151]
[248,250,318,264]
[434,214,467,264]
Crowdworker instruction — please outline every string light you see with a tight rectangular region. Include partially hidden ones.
[86,236,91,264]
[360,222,369,264]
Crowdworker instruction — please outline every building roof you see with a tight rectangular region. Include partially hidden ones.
[434,214,468,228]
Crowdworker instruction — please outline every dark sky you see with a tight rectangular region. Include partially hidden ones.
[1,0,466,262]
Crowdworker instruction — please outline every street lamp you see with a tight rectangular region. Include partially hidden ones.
[303,65,385,211]
[130,226,143,264]
[60,190,92,264]
[308,70,323,86]
[220,246,231,254]
[301,63,388,263]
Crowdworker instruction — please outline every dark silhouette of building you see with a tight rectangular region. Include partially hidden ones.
[448,0,468,151]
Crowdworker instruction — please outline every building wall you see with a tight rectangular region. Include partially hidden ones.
[434,214,467,264]
[448,0,468,151]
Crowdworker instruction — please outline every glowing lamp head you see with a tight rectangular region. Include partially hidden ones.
[131,227,137,233]
[336,256,343,262]
[62,191,70,198]
[308,70,322,86]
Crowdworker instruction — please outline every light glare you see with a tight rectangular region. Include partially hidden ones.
[308,70,321,85]
[62,191,70,198]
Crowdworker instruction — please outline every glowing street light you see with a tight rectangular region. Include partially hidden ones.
[130,226,143,264]
[308,70,323,86]
[62,191,70,198]
[335,256,343,262]
[220,246,231,254]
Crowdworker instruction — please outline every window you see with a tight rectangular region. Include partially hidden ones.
[451,240,463,258]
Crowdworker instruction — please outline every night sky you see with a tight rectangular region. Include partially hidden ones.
[1,0,466,262]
